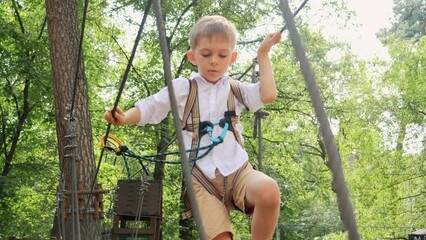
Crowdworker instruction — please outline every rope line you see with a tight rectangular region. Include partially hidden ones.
[236,0,309,82]
[132,174,149,239]
[152,0,207,238]
[69,0,89,117]
[64,115,81,240]
[85,0,153,213]
[57,172,67,240]
[279,0,309,33]
[56,0,89,238]
[100,133,225,174]
[278,0,360,239]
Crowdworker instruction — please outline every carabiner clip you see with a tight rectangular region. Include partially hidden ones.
[207,121,229,143]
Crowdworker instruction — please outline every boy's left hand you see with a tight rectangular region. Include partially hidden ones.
[258,32,282,55]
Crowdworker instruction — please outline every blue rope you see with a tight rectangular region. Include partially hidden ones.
[110,122,230,178]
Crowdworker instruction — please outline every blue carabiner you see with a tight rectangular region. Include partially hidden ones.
[206,121,229,143]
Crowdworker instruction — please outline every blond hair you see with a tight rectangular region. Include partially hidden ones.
[188,15,237,50]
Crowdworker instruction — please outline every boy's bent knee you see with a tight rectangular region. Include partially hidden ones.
[248,176,280,208]
[260,179,280,207]
[213,231,232,240]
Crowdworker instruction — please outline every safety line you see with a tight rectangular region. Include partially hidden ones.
[279,0,309,33]
[70,0,89,117]
[152,0,207,238]
[64,0,90,238]
[237,0,309,82]
[85,0,153,216]
[278,0,360,238]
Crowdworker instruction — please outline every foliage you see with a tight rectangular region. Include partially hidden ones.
[0,0,425,239]
[0,0,57,238]
[377,0,426,42]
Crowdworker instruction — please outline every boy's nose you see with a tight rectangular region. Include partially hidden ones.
[210,56,218,65]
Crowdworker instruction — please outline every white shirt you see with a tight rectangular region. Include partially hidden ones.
[135,72,263,179]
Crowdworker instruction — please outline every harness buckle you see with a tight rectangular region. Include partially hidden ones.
[224,110,236,118]
[220,111,239,132]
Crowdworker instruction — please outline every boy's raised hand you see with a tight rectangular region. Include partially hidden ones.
[258,32,282,55]
[104,106,126,126]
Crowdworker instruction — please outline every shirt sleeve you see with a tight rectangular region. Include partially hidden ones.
[238,81,263,111]
[134,78,190,126]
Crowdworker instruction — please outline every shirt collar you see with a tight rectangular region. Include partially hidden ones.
[189,72,229,86]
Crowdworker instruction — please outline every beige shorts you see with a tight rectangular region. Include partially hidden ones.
[191,162,265,239]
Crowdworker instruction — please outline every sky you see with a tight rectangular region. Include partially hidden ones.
[118,0,396,61]
[317,0,395,59]
[245,0,396,61]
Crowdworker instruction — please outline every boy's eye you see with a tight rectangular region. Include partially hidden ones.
[200,53,228,58]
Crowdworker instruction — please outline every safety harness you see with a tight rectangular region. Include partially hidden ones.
[180,77,248,219]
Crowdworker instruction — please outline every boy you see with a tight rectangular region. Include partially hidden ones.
[104,15,281,240]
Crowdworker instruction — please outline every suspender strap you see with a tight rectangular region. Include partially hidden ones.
[189,98,200,160]
[180,77,250,219]
[182,78,245,149]
[181,161,250,219]
[181,79,196,130]
[181,79,201,160]
[192,165,222,199]
[226,80,244,147]
[181,164,221,219]
[229,78,245,106]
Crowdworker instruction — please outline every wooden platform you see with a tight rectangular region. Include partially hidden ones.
[111,179,162,240]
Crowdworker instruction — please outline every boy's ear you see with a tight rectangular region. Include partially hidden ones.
[230,51,238,64]
[186,50,197,65]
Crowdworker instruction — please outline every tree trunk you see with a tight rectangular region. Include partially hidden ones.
[153,117,170,181]
[45,0,99,239]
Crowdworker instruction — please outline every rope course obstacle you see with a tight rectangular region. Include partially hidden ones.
[96,0,309,239]
[51,0,362,238]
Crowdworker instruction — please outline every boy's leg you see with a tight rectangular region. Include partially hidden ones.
[192,174,233,240]
[232,164,280,240]
[245,173,280,239]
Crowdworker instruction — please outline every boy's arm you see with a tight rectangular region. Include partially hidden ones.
[104,106,141,126]
[257,32,281,104]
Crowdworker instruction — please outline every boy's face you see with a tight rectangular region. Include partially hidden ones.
[187,35,238,84]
